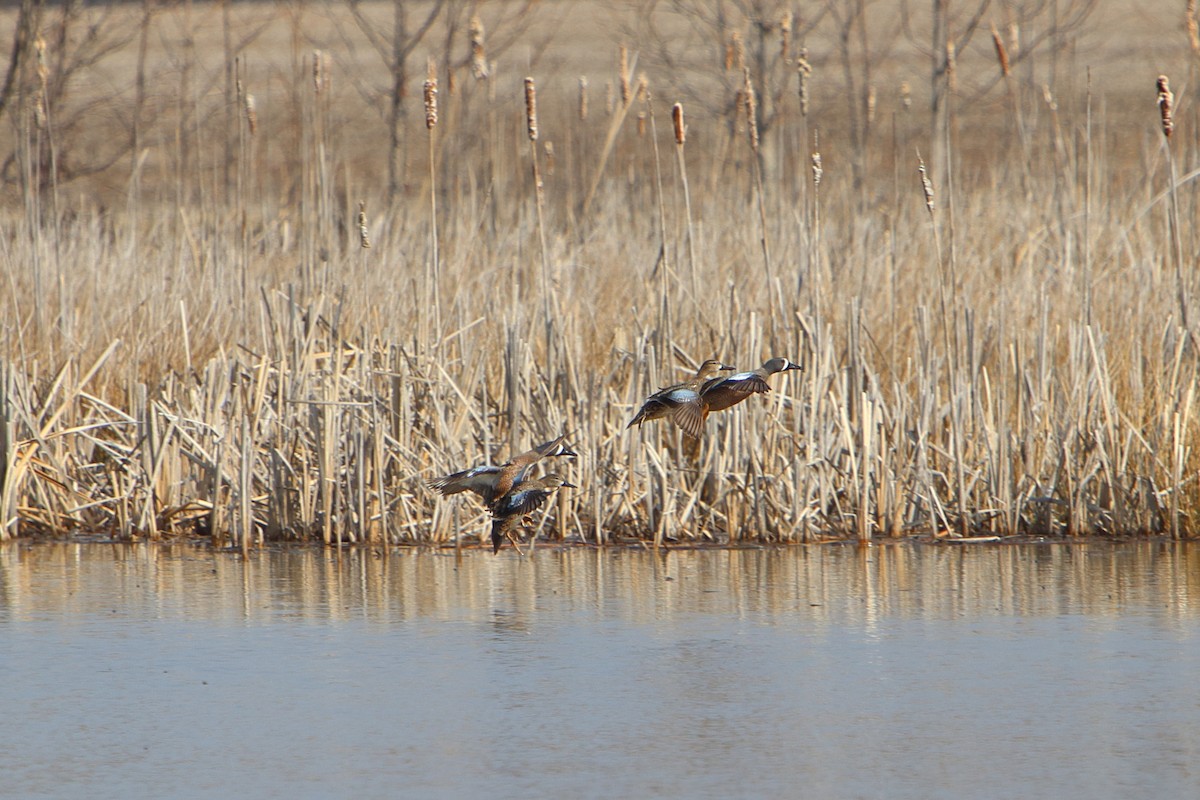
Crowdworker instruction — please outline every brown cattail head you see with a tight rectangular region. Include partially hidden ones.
[672,102,685,145]
[900,80,912,111]
[797,47,812,117]
[743,68,759,152]
[810,151,823,192]
[636,74,649,104]
[524,76,539,141]
[579,76,589,120]
[917,154,935,214]
[990,23,1011,78]
[866,85,877,126]
[312,50,324,94]
[619,45,631,107]
[730,31,745,72]
[424,61,438,130]
[470,14,489,79]
[244,93,258,136]
[1157,75,1174,139]
[357,201,370,249]
[637,111,647,137]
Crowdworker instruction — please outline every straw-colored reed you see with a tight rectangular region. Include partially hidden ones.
[0,1,1196,547]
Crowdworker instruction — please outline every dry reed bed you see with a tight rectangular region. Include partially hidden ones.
[1,2,1197,545]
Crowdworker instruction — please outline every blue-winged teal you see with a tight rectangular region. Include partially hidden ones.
[627,359,733,439]
[699,357,803,413]
[490,474,576,553]
[427,435,575,509]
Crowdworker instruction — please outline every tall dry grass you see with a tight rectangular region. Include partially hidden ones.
[0,1,1197,546]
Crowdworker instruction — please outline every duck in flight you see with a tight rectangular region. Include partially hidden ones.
[427,435,576,510]
[698,357,803,415]
[489,474,576,553]
[627,359,733,439]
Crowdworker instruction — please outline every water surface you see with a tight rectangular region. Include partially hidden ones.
[3,541,1199,799]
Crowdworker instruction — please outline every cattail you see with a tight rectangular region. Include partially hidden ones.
[244,93,258,136]
[1188,1,1200,55]
[1157,75,1174,139]
[724,38,735,71]
[797,47,812,117]
[945,40,957,92]
[423,63,438,130]
[900,80,912,111]
[991,23,1010,78]
[780,12,793,64]
[811,151,823,192]
[743,68,759,152]
[866,85,877,126]
[637,111,647,136]
[524,76,538,141]
[619,45,631,107]
[312,49,324,94]
[918,155,935,214]
[1007,22,1020,59]
[470,14,489,79]
[730,31,745,72]
[672,102,686,145]
[578,76,589,120]
[357,202,370,249]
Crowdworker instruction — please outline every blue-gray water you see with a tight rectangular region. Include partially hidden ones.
[2,541,1199,799]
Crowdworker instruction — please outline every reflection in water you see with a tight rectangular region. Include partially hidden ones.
[2,541,1199,799]
[3,540,1199,625]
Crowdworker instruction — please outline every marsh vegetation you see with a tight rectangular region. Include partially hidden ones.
[0,1,1197,547]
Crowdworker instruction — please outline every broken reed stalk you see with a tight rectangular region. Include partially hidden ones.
[426,64,443,343]
[672,103,699,302]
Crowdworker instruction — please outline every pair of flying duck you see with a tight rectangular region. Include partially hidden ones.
[627,357,802,439]
[428,356,801,552]
[427,435,576,553]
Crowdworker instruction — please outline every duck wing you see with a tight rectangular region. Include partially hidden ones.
[427,465,504,505]
[670,400,708,439]
[700,372,772,412]
[493,483,555,518]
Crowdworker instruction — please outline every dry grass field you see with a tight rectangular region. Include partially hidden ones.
[0,0,1197,547]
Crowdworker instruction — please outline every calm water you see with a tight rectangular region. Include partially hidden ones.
[2,541,1199,799]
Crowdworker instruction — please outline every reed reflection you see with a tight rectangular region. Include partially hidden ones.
[3,541,1199,628]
